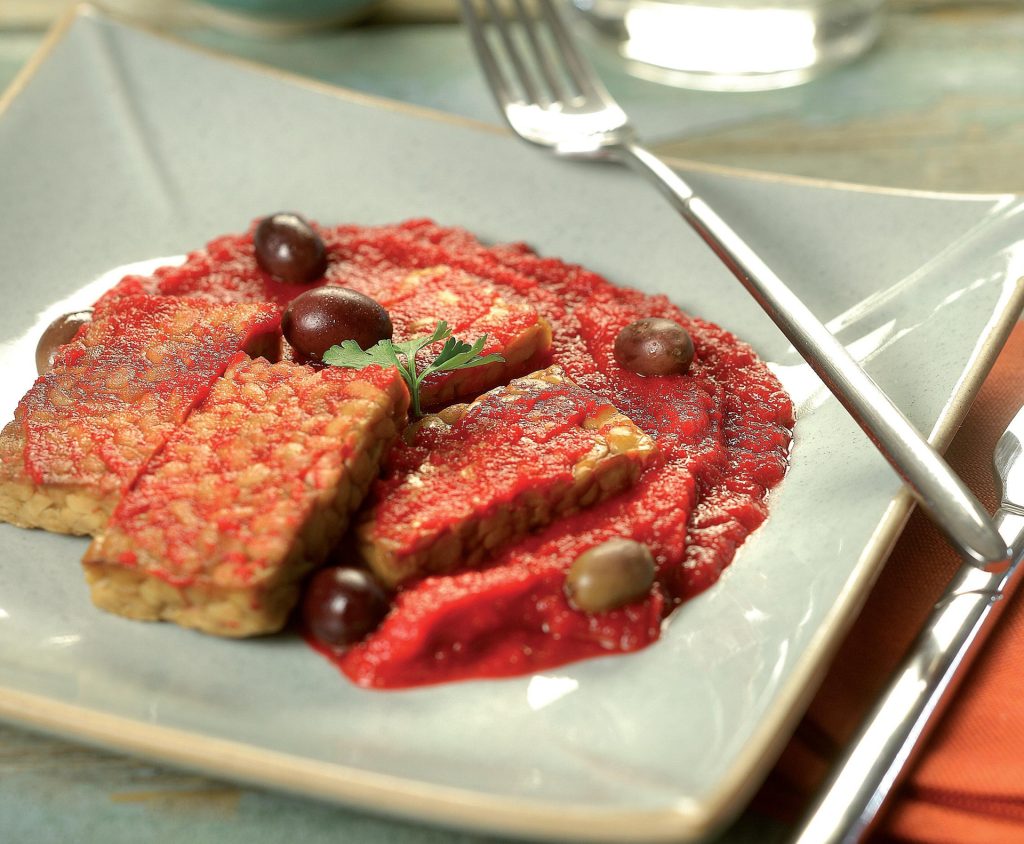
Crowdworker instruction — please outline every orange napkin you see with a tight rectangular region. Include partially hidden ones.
[755,322,1024,843]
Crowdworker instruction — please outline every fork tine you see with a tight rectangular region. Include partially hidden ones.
[537,0,607,102]
[484,0,545,105]
[513,0,571,104]
[459,0,516,109]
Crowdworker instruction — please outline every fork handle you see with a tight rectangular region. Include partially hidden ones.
[620,142,1007,567]
[790,510,1024,844]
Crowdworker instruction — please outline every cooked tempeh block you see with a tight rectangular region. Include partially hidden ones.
[82,356,408,637]
[0,296,279,536]
[276,267,551,406]
[98,228,552,406]
[373,266,552,409]
[357,366,657,587]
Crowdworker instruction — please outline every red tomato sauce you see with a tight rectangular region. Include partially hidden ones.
[316,221,794,689]
[99,219,794,688]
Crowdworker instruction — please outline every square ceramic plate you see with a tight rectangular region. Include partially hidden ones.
[1,7,1022,842]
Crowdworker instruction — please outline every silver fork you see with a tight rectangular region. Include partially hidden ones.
[792,403,1024,843]
[459,0,1008,568]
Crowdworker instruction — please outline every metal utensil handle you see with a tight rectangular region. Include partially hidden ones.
[791,510,1024,844]
[621,142,1006,566]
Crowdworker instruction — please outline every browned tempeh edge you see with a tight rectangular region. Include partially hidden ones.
[82,371,408,637]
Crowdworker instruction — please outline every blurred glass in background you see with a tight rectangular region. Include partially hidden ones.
[571,0,887,90]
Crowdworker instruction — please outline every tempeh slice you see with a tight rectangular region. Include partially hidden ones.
[373,266,551,409]
[97,228,553,406]
[275,266,552,407]
[82,356,408,637]
[0,296,279,536]
[357,366,657,587]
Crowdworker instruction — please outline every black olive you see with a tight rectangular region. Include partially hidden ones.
[35,309,93,375]
[302,567,390,647]
[282,287,393,362]
[613,317,694,376]
[254,212,328,285]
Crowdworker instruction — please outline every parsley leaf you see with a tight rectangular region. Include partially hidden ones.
[322,320,505,417]
[429,335,504,373]
[322,339,400,370]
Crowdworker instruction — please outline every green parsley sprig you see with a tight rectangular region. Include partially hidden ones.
[322,320,505,418]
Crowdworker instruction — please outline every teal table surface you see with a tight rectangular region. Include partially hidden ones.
[181,5,1024,194]
[2,2,1023,842]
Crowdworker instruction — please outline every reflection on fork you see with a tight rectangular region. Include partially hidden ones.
[458,0,1008,569]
